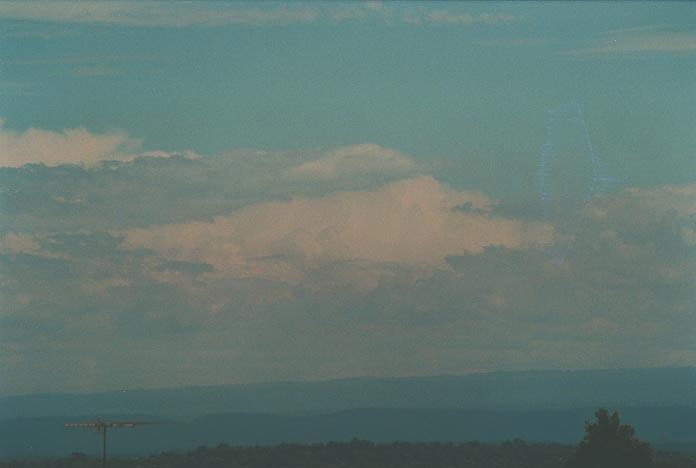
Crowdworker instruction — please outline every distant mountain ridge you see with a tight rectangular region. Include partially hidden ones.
[2,367,695,418]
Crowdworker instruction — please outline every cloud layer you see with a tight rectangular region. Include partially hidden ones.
[565,31,696,56]
[0,119,694,395]
[0,2,318,27]
[0,1,517,28]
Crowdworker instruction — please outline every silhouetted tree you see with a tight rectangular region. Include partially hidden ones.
[4,437,693,468]
[568,408,654,468]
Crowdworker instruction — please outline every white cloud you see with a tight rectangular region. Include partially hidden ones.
[588,183,696,226]
[0,232,41,255]
[425,11,515,26]
[565,32,696,56]
[0,121,138,168]
[0,120,204,167]
[584,183,696,250]
[327,5,368,23]
[0,1,517,28]
[477,38,549,47]
[0,1,318,27]
[0,232,70,259]
[622,183,696,217]
[288,143,416,180]
[365,2,385,13]
[71,65,120,77]
[119,176,552,282]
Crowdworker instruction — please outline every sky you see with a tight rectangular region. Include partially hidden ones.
[0,1,695,397]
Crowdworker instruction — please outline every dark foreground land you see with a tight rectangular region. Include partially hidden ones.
[2,441,696,468]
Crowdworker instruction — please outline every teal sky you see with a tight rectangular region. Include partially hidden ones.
[2,1,695,194]
[0,1,695,396]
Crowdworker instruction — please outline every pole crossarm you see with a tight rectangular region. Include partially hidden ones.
[64,418,154,429]
[64,418,155,468]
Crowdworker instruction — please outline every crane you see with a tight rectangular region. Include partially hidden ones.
[64,418,155,468]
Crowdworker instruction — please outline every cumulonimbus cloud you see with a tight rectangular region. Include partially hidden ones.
[119,176,553,282]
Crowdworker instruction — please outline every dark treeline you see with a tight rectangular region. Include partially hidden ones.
[2,440,695,468]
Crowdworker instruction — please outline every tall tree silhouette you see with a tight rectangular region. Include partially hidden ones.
[568,408,653,468]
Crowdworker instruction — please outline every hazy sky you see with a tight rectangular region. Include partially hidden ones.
[0,1,695,396]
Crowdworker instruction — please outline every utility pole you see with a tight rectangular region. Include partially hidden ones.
[65,418,152,468]
[102,424,107,468]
